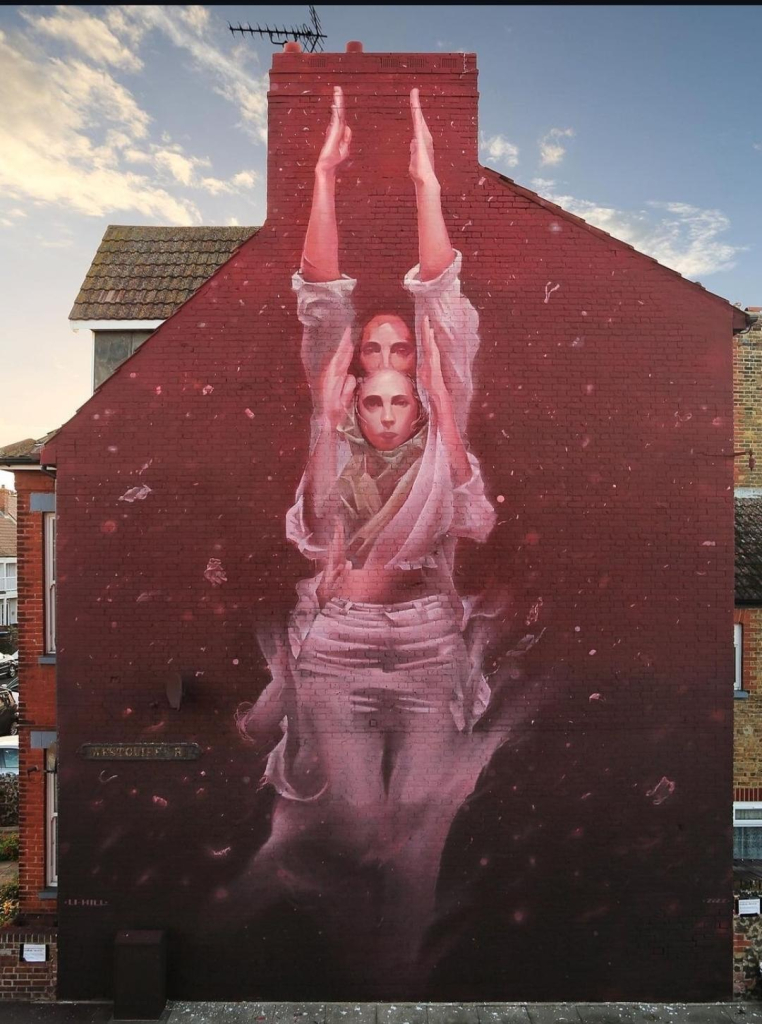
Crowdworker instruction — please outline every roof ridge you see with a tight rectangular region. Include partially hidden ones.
[482,166,747,320]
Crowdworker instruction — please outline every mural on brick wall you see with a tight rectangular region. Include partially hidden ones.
[231,88,543,994]
[51,50,738,1005]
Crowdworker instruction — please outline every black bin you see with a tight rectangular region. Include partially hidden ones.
[114,930,167,1020]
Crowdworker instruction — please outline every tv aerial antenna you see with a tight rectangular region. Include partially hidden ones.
[229,6,327,52]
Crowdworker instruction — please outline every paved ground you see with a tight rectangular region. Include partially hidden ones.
[0,1004,761,1024]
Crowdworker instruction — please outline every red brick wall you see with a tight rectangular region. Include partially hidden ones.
[45,49,738,1002]
[734,312,762,488]
[735,607,762,793]
[14,472,56,915]
[0,928,57,1002]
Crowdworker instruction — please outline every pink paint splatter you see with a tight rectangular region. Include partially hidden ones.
[204,558,227,586]
[119,484,152,503]
[544,281,560,303]
[202,385,214,395]
[152,795,168,808]
[646,777,675,805]
[526,597,543,625]
[588,693,603,702]
[244,408,255,419]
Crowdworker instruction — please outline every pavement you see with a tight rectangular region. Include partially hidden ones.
[0,1004,762,1024]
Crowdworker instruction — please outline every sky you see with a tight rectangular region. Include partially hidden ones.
[1,3,761,490]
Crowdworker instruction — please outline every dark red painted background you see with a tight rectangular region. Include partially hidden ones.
[47,51,738,1000]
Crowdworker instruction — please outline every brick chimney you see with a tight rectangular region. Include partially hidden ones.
[0,487,16,519]
[266,45,479,221]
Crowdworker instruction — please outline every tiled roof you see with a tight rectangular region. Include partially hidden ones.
[736,498,762,603]
[69,225,259,321]
[0,432,58,466]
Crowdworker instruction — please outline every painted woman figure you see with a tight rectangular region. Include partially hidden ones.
[235,88,500,993]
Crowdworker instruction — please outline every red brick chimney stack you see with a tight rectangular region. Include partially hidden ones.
[266,44,479,222]
[0,486,17,519]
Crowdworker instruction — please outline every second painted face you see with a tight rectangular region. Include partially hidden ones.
[359,316,416,374]
[357,369,421,452]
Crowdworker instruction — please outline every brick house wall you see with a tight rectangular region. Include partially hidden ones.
[734,310,762,490]
[44,47,743,1002]
[733,310,762,799]
[733,311,762,999]
[735,606,762,793]
[13,471,56,917]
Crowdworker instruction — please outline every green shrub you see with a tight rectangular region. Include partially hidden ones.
[0,883,18,926]
[0,776,18,828]
[0,833,19,861]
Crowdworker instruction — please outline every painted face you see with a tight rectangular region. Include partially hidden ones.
[359,318,416,374]
[357,370,421,452]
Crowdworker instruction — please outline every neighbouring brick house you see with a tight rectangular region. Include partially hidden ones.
[733,309,762,998]
[0,486,18,637]
[36,44,748,1004]
[69,225,258,389]
[0,227,256,1000]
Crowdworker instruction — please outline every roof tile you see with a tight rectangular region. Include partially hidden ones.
[69,225,259,321]
[736,498,762,603]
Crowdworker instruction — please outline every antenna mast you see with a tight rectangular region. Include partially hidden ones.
[229,6,327,52]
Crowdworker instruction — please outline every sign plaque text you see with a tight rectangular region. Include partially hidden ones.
[79,742,201,761]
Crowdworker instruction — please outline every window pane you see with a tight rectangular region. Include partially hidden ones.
[736,809,762,821]
[735,623,743,690]
[2,750,18,772]
[735,827,762,859]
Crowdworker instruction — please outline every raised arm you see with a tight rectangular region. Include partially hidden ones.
[302,327,356,532]
[301,86,352,283]
[409,88,454,282]
[419,316,471,487]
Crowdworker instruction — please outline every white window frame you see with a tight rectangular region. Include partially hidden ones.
[45,744,58,887]
[44,513,56,655]
[735,622,743,691]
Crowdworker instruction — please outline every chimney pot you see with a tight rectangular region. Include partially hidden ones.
[283,41,302,53]
[346,41,363,53]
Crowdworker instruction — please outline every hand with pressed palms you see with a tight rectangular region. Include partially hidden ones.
[320,327,356,428]
[409,87,437,189]
[316,86,352,175]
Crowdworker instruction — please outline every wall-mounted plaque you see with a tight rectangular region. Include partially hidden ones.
[79,742,201,761]
[739,898,761,916]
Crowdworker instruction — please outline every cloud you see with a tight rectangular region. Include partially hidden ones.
[154,148,209,186]
[178,6,211,34]
[539,184,744,277]
[531,177,556,192]
[480,133,519,170]
[22,5,143,71]
[0,34,199,224]
[119,7,269,142]
[0,17,262,226]
[51,58,151,138]
[754,142,762,152]
[539,128,574,167]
